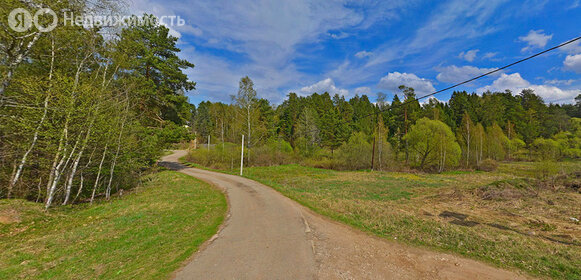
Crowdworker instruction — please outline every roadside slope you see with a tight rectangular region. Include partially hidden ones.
[0,171,226,279]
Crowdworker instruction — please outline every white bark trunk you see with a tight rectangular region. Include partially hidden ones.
[63,126,92,205]
[91,144,108,204]
[8,96,49,197]
[9,37,55,196]
[0,32,42,99]
[106,117,126,200]
[45,133,80,209]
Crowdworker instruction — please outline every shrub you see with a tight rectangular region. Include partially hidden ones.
[533,161,560,179]
[405,118,461,171]
[250,139,294,166]
[186,142,241,170]
[477,158,498,172]
[335,132,372,170]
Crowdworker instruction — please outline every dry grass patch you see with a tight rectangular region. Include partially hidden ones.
[229,162,581,279]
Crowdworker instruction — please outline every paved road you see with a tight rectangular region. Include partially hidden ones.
[162,150,530,280]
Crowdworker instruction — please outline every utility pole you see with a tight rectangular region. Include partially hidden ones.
[371,132,376,171]
[240,135,245,176]
[207,135,210,151]
[371,113,376,171]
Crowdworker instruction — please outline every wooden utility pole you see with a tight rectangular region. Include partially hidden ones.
[371,113,376,171]
[404,105,409,163]
[371,132,376,171]
[240,135,245,176]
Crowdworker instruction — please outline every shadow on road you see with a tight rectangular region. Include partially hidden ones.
[158,161,188,171]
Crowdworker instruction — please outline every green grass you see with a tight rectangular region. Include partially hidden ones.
[188,161,580,279]
[0,171,227,280]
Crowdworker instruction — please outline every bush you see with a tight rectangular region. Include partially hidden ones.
[186,142,241,170]
[477,158,498,172]
[532,138,560,161]
[301,158,341,169]
[250,139,294,166]
[405,118,461,171]
[335,132,372,170]
[534,161,560,179]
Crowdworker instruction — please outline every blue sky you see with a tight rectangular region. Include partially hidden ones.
[130,0,581,105]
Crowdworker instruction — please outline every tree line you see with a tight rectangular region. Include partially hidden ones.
[190,77,581,172]
[1,1,194,207]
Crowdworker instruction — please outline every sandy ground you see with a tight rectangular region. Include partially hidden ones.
[162,151,531,280]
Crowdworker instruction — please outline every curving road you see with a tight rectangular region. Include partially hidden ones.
[162,150,530,280]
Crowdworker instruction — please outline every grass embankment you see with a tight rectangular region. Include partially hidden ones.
[183,154,581,279]
[0,171,227,279]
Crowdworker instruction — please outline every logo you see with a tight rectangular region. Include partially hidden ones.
[7,8,185,33]
[8,8,58,33]
[8,8,32,32]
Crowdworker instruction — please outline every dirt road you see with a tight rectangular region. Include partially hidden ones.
[162,151,530,280]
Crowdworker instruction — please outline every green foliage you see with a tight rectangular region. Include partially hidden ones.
[485,123,509,161]
[0,10,195,204]
[533,161,560,179]
[405,118,461,171]
[532,138,560,161]
[251,139,294,166]
[335,132,373,170]
[156,122,194,146]
[115,14,195,125]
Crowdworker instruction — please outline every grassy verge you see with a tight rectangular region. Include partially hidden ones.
[0,171,227,280]
[182,154,581,279]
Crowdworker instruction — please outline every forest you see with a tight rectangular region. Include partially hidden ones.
[2,0,581,208]
[0,1,194,207]
[190,78,581,173]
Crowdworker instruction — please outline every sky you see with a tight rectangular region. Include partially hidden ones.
[129,0,581,105]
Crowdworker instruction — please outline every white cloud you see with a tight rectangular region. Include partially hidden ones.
[436,65,498,84]
[355,51,373,59]
[519,30,552,52]
[478,73,580,103]
[545,79,576,86]
[355,87,371,95]
[458,49,479,62]
[129,0,366,103]
[478,73,530,92]
[329,32,349,39]
[482,52,498,60]
[179,25,203,37]
[420,97,443,105]
[564,54,581,73]
[299,78,348,96]
[367,0,506,67]
[378,72,436,96]
[529,85,581,103]
[560,40,581,54]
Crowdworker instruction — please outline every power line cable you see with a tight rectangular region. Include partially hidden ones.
[332,35,581,128]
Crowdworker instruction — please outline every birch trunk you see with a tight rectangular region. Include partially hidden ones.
[74,147,96,203]
[91,144,108,204]
[63,126,92,205]
[0,32,42,100]
[8,95,49,197]
[45,133,80,209]
[8,37,55,197]
[106,115,126,200]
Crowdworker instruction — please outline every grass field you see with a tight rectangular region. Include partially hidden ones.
[183,155,581,279]
[0,171,227,280]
